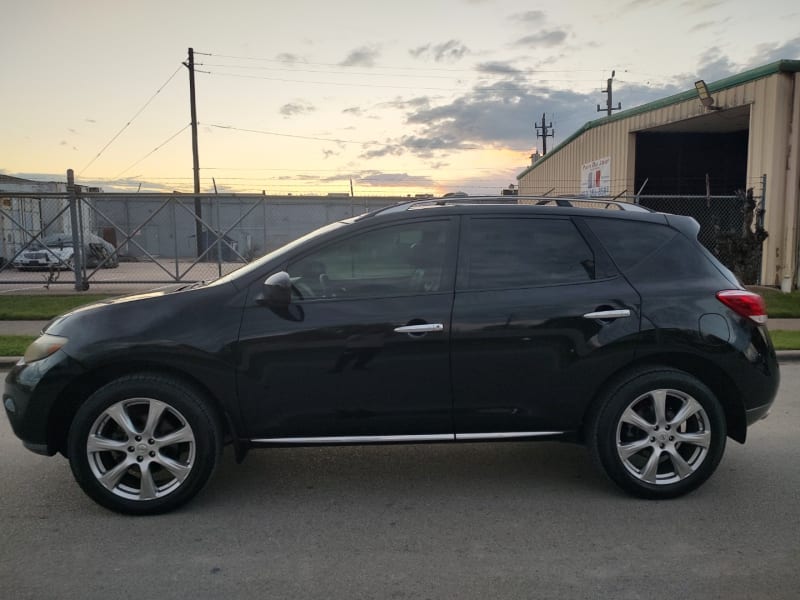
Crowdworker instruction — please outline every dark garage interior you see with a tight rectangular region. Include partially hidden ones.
[634,130,749,196]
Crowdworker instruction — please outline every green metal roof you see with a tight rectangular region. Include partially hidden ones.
[517,59,800,180]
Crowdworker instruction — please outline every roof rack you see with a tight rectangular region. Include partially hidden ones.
[355,196,650,220]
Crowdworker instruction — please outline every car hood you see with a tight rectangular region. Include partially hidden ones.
[42,281,246,366]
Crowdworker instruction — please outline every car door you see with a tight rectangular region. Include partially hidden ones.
[451,215,641,437]
[236,216,458,440]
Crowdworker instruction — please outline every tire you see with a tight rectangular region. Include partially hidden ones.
[588,368,726,499]
[67,373,222,515]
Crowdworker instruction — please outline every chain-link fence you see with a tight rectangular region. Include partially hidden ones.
[0,184,398,290]
[633,177,767,283]
[1,176,768,290]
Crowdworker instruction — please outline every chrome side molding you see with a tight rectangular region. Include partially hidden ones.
[251,431,566,444]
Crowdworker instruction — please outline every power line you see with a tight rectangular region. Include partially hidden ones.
[196,50,615,75]
[112,124,191,179]
[79,65,183,176]
[199,69,601,93]
[207,123,380,145]
[199,62,615,83]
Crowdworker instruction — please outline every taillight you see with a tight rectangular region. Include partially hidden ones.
[716,290,767,324]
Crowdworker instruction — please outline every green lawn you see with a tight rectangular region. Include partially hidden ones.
[0,294,114,320]
[0,335,36,356]
[767,330,800,351]
[750,286,800,318]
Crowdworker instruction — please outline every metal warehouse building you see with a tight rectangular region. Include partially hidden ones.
[517,60,800,290]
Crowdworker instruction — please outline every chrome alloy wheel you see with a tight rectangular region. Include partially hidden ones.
[615,389,711,485]
[86,398,196,501]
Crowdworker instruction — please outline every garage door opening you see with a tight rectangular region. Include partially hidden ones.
[634,105,751,195]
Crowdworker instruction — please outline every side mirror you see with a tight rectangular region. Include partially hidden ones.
[259,271,292,307]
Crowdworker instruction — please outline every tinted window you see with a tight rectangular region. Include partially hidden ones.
[627,233,724,282]
[587,218,723,281]
[461,218,595,290]
[288,220,452,299]
[587,218,675,270]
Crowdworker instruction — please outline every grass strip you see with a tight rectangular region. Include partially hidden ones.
[751,287,800,318]
[0,335,36,356]
[0,294,114,320]
[767,330,800,351]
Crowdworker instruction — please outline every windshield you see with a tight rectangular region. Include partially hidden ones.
[209,220,350,287]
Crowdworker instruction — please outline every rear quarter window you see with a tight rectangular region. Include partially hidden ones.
[587,218,724,282]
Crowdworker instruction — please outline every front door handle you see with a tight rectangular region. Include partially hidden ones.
[583,309,631,320]
[394,323,444,334]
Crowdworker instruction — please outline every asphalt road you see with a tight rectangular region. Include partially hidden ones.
[1,367,799,600]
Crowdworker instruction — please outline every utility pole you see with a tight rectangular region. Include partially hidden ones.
[184,47,203,257]
[597,70,622,117]
[535,113,554,154]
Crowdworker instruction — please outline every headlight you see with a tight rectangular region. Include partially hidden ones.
[23,334,68,364]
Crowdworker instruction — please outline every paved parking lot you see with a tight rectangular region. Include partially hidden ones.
[1,367,799,599]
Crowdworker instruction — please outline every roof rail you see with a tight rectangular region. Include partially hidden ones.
[354,195,650,221]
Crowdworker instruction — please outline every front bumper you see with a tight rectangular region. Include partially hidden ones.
[3,350,85,456]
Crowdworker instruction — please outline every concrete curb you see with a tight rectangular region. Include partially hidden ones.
[4,352,800,371]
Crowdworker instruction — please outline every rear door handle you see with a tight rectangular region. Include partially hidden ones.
[394,323,444,334]
[583,309,631,320]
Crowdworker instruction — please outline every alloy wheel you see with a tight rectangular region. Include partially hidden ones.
[86,398,196,501]
[615,388,711,485]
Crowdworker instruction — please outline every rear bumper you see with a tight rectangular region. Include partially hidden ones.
[745,403,772,426]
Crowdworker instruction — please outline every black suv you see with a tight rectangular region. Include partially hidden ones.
[3,199,779,514]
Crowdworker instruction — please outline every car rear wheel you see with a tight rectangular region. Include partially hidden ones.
[588,368,726,499]
[67,373,222,515]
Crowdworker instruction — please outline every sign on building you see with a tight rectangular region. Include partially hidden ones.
[581,156,611,197]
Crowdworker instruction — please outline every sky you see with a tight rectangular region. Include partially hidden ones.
[1,0,799,197]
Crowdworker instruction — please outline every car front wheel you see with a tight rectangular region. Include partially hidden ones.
[588,368,726,499]
[67,373,222,514]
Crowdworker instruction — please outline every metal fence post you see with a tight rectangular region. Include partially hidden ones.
[67,169,88,290]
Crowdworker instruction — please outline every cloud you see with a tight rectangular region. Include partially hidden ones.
[85,118,96,123]
[340,45,381,67]
[509,10,546,24]
[476,61,522,75]
[365,72,685,161]
[694,46,739,81]
[357,172,435,187]
[279,100,316,117]
[343,106,365,117]
[514,30,568,48]
[680,0,723,12]
[749,37,800,65]
[685,38,799,87]
[409,40,470,63]
[276,52,306,64]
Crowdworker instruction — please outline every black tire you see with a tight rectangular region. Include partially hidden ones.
[67,373,222,515]
[588,368,726,499]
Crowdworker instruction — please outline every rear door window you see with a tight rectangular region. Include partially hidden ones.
[458,217,596,290]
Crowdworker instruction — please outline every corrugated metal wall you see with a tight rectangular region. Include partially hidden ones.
[518,71,799,287]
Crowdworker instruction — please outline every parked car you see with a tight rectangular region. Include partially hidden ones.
[12,232,118,270]
[3,198,779,514]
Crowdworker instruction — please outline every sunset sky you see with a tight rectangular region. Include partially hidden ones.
[2,0,798,196]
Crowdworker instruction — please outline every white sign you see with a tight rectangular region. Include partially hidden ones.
[581,156,611,197]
